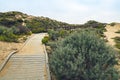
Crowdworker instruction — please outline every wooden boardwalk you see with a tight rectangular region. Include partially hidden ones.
[0,33,50,80]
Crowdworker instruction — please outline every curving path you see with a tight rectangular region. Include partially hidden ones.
[104,23,120,47]
[0,33,50,80]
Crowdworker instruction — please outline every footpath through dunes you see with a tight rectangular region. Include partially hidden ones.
[104,23,120,72]
[104,23,120,47]
[0,33,50,80]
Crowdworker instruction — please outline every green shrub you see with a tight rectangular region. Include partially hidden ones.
[42,36,49,44]
[115,43,120,49]
[115,30,120,34]
[110,23,116,26]
[114,37,120,42]
[0,26,6,34]
[0,18,17,27]
[84,20,106,29]
[114,37,120,49]
[0,26,18,42]
[0,25,33,42]
[50,30,119,80]
[59,29,69,38]
[48,30,59,41]
[17,26,31,34]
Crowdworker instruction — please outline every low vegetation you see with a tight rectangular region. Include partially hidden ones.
[0,11,107,42]
[48,29,70,41]
[0,11,75,42]
[115,30,120,34]
[49,30,119,80]
[42,36,49,44]
[110,22,116,26]
[0,25,31,42]
[114,37,120,49]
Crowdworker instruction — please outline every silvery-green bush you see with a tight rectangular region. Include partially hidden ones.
[50,30,119,80]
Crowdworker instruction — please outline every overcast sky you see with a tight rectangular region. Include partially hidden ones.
[0,0,120,24]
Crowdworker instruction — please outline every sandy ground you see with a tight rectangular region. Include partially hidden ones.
[104,23,120,47]
[104,23,120,72]
[0,42,24,64]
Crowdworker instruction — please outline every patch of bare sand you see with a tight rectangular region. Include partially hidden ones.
[104,23,120,47]
[0,41,24,64]
[104,23,120,72]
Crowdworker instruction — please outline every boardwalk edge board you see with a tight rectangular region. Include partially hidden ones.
[0,51,17,72]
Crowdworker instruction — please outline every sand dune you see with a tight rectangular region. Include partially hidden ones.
[104,23,120,47]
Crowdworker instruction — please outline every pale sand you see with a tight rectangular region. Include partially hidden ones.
[104,23,120,47]
[0,42,24,64]
[104,23,120,71]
